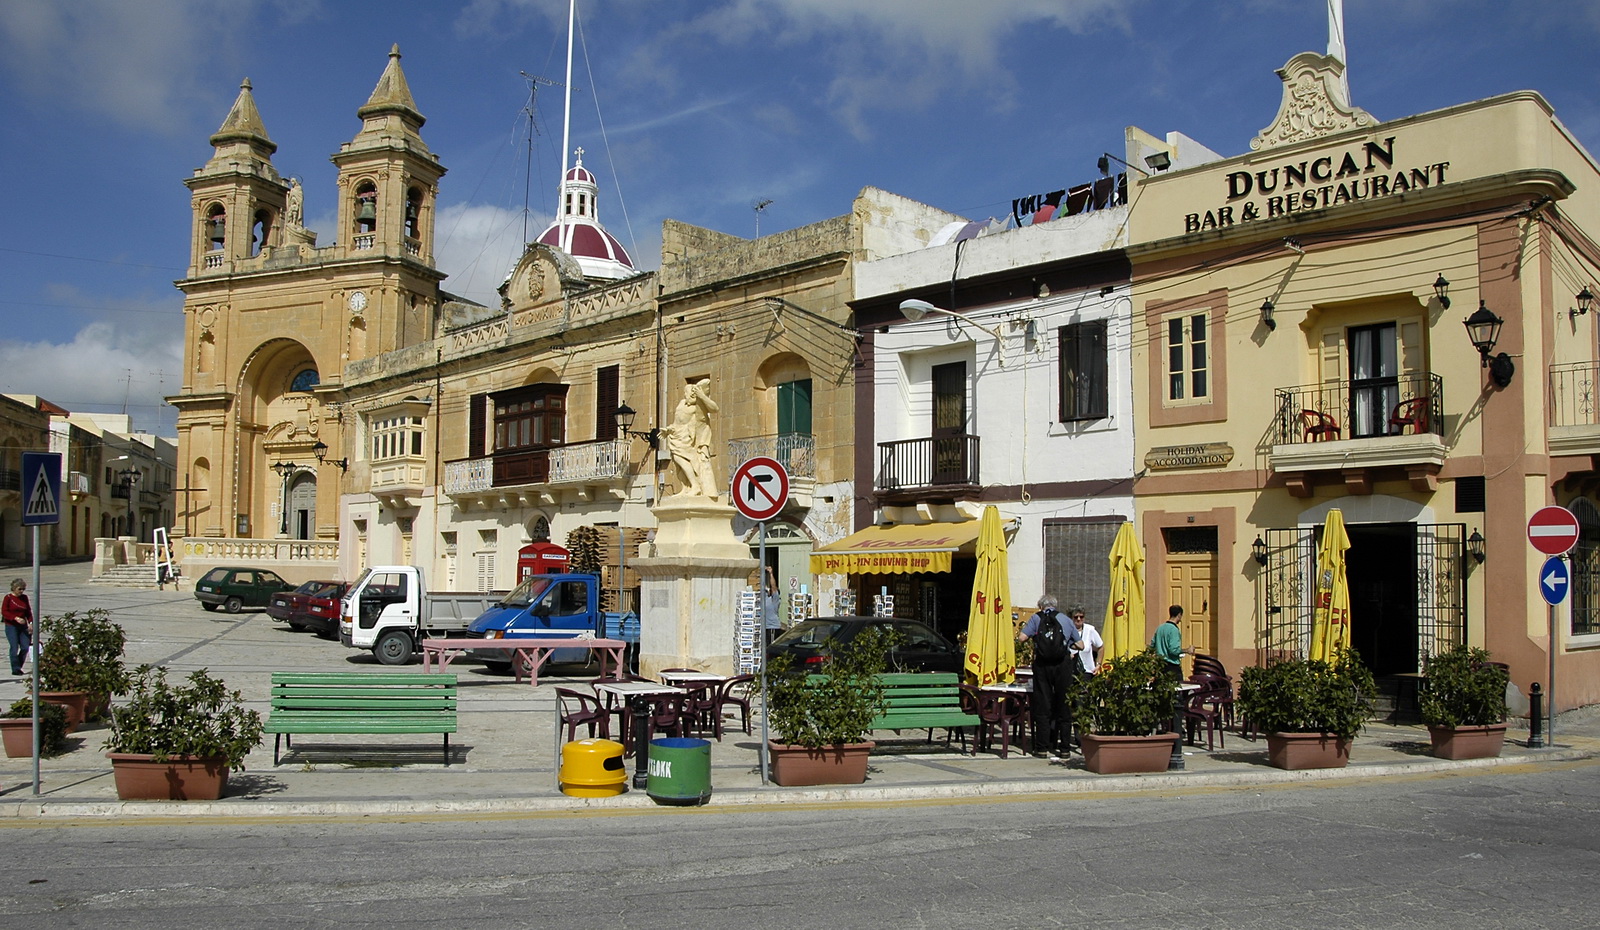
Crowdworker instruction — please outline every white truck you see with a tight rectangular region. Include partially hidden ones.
[339,566,503,665]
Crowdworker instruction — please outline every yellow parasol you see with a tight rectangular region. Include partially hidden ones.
[1103,521,1145,659]
[964,505,1015,685]
[1309,509,1352,662]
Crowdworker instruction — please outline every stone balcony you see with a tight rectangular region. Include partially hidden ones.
[444,438,631,510]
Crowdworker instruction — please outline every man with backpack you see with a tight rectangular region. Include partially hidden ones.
[1018,594,1082,761]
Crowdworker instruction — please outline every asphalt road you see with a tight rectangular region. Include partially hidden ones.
[3,759,1596,929]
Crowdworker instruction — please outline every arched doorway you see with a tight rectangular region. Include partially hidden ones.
[288,472,316,540]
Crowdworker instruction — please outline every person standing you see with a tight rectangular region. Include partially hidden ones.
[762,567,783,646]
[1068,606,1103,677]
[1151,603,1192,682]
[1018,594,1081,761]
[3,578,33,676]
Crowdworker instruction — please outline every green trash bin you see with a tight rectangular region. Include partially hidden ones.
[646,736,711,806]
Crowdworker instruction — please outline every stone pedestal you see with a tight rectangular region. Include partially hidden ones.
[632,496,757,678]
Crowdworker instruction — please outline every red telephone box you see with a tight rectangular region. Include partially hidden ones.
[518,542,570,580]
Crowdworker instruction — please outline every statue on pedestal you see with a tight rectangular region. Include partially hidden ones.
[659,378,720,500]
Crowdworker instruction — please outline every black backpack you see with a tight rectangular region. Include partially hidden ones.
[1034,610,1068,665]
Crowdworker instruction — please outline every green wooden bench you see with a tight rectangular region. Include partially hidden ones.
[869,672,980,748]
[264,672,458,766]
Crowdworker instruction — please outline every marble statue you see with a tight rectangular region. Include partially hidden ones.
[659,378,720,499]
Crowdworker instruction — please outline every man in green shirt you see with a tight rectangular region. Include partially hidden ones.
[1151,604,1191,681]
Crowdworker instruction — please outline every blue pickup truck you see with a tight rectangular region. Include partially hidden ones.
[465,573,639,674]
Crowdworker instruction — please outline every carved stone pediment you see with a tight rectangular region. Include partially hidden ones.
[497,243,585,314]
[1251,52,1375,151]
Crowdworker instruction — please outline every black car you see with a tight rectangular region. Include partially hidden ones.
[767,617,961,674]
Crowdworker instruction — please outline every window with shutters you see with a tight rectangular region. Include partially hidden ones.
[595,365,619,441]
[1043,520,1124,618]
[1058,321,1108,421]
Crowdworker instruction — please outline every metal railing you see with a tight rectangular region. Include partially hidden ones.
[443,457,492,496]
[876,435,981,490]
[727,432,815,478]
[1272,372,1443,445]
[1550,360,1600,428]
[548,438,629,484]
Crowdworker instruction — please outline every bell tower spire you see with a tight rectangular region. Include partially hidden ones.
[184,77,288,274]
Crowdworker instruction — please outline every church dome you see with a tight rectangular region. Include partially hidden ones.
[534,148,634,281]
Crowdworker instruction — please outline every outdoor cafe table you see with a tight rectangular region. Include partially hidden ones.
[658,670,727,686]
[591,680,687,787]
[419,636,627,687]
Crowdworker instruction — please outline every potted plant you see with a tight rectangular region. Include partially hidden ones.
[1237,647,1376,769]
[1420,645,1509,760]
[37,609,129,723]
[104,665,265,800]
[762,626,892,786]
[1074,649,1179,774]
[1,699,68,758]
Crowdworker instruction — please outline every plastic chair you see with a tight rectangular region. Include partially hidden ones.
[645,693,690,741]
[1299,409,1341,442]
[678,681,718,738]
[1389,396,1431,435]
[711,674,755,738]
[1182,676,1228,751]
[959,685,1016,758]
[556,687,611,742]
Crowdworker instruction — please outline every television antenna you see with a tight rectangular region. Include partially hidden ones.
[519,70,565,242]
[753,198,774,238]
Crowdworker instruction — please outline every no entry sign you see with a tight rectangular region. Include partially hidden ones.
[1528,505,1580,556]
[731,456,789,522]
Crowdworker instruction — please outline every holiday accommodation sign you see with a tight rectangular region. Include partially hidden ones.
[1145,443,1235,471]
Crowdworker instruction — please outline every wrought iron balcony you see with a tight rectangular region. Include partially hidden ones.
[1270,372,1446,496]
[548,438,629,485]
[1550,360,1600,457]
[726,432,815,479]
[875,434,981,502]
[445,439,631,504]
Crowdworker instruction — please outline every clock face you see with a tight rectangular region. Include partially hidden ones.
[347,290,368,312]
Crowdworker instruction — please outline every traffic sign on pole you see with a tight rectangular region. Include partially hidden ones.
[1539,556,1571,606]
[731,456,789,522]
[1528,506,1580,556]
[21,452,61,527]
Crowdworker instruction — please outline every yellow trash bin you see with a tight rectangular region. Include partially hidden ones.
[560,738,627,797]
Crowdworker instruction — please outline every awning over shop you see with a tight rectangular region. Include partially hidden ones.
[809,521,982,575]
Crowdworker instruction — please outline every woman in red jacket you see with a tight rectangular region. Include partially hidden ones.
[3,578,33,676]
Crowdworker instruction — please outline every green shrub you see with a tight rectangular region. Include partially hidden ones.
[1420,645,1508,728]
[105,665,264,770]
[1074,648,1176,736]
[762,626,894,749]
[37,609,130,702]
[4,698,69,756]
[1238,647,1376,741]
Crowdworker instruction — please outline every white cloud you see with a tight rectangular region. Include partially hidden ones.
[433,202,541,306]
[0,322,184,436]
[0,0,320,132]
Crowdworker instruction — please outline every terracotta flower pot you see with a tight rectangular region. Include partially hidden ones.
[767,741,873,786]
[1265,732,1351,770]
[1080,732,1175,774]
[107,752,231,801]
[38,691,88,733]
[1428,723,1507,760]
[0,718,33,758]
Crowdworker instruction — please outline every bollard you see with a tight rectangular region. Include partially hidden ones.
[1528,682,1544,749]
[631,699,651,788]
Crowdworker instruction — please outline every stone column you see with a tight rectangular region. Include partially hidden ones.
[632,496,757,678]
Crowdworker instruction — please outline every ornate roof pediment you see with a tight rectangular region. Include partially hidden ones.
[1251,52,1375,151]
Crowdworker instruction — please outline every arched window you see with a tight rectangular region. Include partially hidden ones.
[354,182,378,235]
[530,515,551,542]
[291,369,319,393]
[206,204,226,252]
[251,207,273,256]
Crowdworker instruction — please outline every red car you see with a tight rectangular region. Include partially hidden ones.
[266,580,349,639]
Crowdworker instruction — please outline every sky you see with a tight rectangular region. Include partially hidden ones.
[5,0,1600,437]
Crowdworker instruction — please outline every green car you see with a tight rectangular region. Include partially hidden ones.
[194,566,295,614]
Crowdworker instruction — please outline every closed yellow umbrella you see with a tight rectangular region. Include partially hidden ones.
[964,505,1015,685]
[1309,509,1352,662]
[1103,521,1145,659]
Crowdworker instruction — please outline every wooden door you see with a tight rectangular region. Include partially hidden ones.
[1166,553,1216,674]
[931,361,967,484]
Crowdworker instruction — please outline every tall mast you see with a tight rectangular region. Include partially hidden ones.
[559,0,576,252]
[1327,0,1350,105]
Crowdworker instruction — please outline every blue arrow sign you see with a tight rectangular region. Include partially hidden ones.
[1540,556,1570,606]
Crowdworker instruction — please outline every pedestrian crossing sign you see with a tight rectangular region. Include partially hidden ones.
[22,452,61,526]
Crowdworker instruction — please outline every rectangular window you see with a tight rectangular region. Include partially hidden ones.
[777,379,813,435]
[1167,313,1208,402]
[491,384,568,453]
[1057,321,1108,421]
[1043,520,1124,620]
[596,365,619,441]
[370,415,426,462]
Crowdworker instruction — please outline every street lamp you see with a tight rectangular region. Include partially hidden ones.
[312,440,348,472]
[897,299,1008,366]
[614,403,659,448]
[270,461,298,537]
[117,467,141,539]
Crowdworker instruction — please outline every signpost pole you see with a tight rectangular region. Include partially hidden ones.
[1549,590,1558,746]
[30,524,40,795]
[730,455,788,787]
[758,518,770,786]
